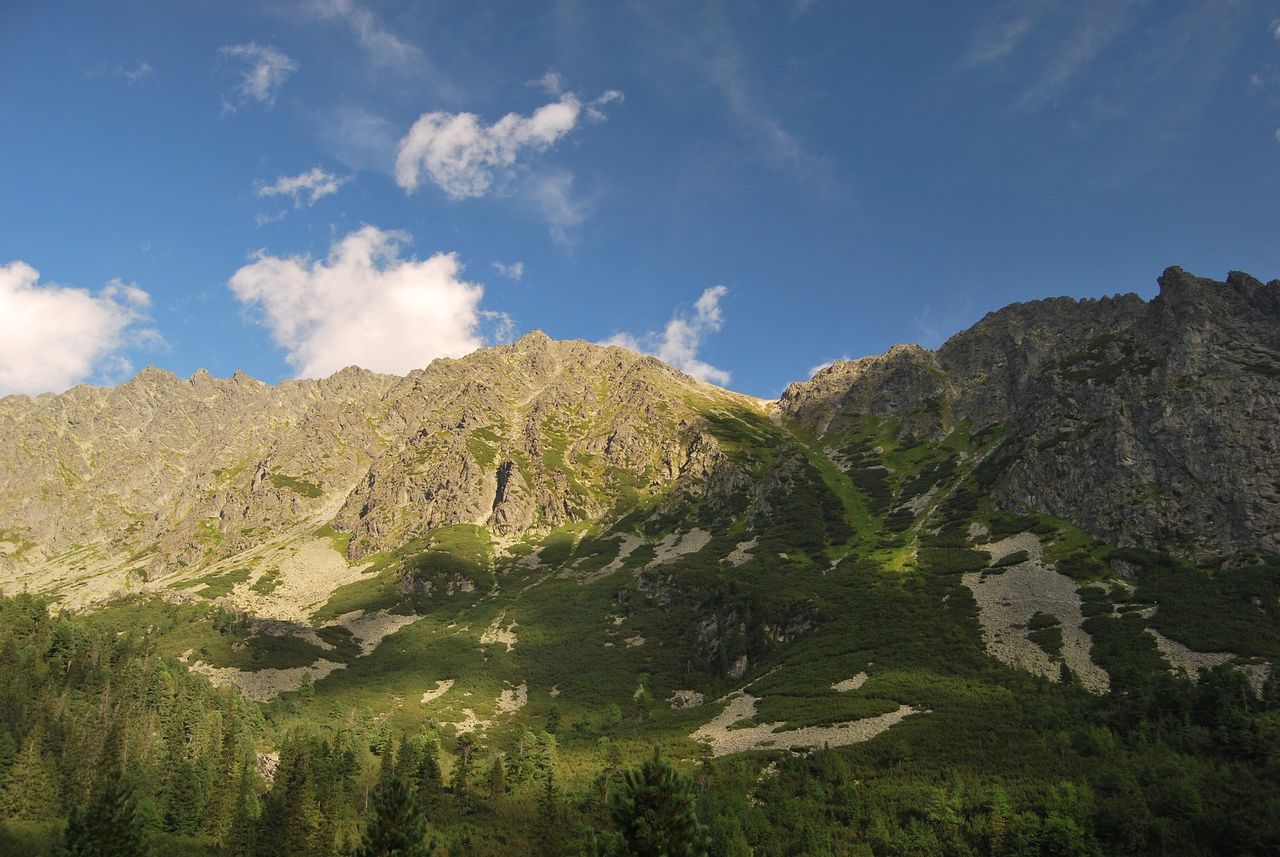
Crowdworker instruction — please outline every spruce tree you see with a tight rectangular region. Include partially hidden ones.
[486,756,506,800]
[257,740,325,857]
[0,728,62,820]
[226,759,260,857]
[60,776,147,857]
[355,773,431,857]
[605,749,709,857]
[452,734,475,799]
[413,740,443,809]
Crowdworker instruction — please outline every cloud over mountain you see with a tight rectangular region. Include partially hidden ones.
[228,226,506,378]
[604,285,731,385]
[0,262,155,395]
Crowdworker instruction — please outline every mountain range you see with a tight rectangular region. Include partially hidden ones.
[1,266,1278,855]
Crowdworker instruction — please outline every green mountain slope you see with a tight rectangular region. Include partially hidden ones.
[1,268,1278,855]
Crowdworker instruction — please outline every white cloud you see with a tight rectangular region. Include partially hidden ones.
[218,43,297,111]
[395,88,621,198]
[527,72,620,120]
[603,286,731,385]
[585,89,625,123]
[228,226,508,378]
[0,262,155,396]
[256,167,349,208]
[492,261,524,280]
[1272,19,1280,42]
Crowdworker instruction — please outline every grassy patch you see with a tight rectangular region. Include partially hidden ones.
[270,473,324,498]
[315,523,353,557]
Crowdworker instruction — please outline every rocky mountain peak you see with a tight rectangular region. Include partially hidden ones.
[513,329,553,349]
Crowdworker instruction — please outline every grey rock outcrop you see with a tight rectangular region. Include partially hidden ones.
[780,268,1280,556]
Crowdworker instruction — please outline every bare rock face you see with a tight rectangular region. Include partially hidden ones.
[991,269,1280,556]
[782,345,953,440]
[780,268,1280,557]
[0,331,760,575]
[0,364,398,573]
[329,334,750,558]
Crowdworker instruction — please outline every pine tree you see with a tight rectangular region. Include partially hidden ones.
[60,776,146,857]
[604,749,709,857]
[354,774,431,857]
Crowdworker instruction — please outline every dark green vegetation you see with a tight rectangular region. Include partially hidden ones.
[269,475,324,499]
[3,413,1279,855]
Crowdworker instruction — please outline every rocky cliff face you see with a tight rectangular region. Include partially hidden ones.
[329,331,753,559]
[0,332,758,577]
[780,268,1280,556]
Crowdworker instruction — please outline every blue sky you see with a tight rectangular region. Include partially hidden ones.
[2,1,1278,398]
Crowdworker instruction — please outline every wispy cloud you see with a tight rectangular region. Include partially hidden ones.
[1014,2,1141,111]
[320,105,400,172]
[256,166,349,208]
[522,170,590,249]
[527,70,565,97]
[789,0,818,18]
[707,45,823,178]
[603,286,732,385]
[306,0,421,69]
[913,299,974,350]
[254,210,289,227]
[960,0,1255,167]
[633,5,828,187]
[218,43,297,111]
[86,60,153,84]
[492,261,524,280]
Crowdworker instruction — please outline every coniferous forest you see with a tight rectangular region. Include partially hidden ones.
[3,569,1279,857]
